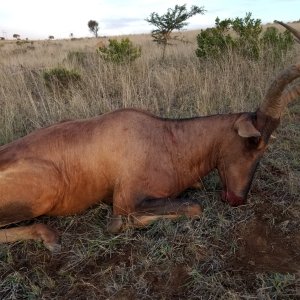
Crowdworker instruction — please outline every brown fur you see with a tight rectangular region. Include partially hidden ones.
[1,62,300,250]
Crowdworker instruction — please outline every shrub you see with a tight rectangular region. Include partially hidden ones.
[43,67,81,88]
[16,40,30,46]
[230,13,262,60]
[261,27,294,58]
[196,12,294,61]
[66,51,89,66]
[97,38,141,63]
[250,23,293,62]
[196,18,234,59]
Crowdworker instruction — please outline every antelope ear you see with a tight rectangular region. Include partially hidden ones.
[234,114,261,138]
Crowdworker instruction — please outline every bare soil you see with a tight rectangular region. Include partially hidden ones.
[231,203,300,273]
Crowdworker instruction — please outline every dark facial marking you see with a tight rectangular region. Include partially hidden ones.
[240,159,261,198]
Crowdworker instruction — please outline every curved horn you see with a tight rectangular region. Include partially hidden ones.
[259,64,300,119]
[274,20,300,43]
[281,84,300,107]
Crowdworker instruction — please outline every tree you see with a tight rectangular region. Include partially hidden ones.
[146,4,205,59]
[88,20,99,37]
[48,35,54,40]
[13,33,20,39]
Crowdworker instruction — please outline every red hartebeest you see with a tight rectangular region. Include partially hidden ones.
[0,64,300,251]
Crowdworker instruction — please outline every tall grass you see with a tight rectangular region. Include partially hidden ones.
[0,34,298,145]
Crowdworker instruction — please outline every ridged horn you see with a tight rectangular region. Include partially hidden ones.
[281,84,300,107]
[259,64,300,119]
[274,20,300,43]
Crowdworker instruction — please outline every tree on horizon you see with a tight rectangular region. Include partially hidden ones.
[88,20,99,38]
[146,4,205,59]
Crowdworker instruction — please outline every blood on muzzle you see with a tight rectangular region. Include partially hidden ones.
[221,190,246,207]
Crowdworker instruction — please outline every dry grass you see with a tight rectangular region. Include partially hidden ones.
[0,27,300,299]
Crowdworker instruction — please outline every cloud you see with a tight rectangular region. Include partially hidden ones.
[103,17,143,30]
[0,0,299,39]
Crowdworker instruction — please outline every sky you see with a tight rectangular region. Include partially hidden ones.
[0,0,299,39]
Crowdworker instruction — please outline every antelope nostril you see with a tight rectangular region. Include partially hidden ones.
[221,190,246,207]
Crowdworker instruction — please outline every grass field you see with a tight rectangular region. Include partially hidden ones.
[0,24,300,299]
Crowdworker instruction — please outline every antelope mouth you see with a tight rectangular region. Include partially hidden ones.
[221,190,246,207]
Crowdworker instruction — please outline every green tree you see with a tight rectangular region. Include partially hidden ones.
[146,4,205,59]
[88,20,99,37]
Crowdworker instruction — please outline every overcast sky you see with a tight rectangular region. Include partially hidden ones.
[0,0,299,39]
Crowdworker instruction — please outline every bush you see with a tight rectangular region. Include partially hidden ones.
[261,27,294,64]
[97,38,141,63]
[43,67,81,88]
[261,27,294,58]
[66,51,89,66]
[196,12,294,61]
[231,13,262,59]
[16,40,31,46]
[196,18,234,59]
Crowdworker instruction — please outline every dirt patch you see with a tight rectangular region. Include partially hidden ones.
[231,218,300,273]
[113,288,137,300]
[144,264,189,298]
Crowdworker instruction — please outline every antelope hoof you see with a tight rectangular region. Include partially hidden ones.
[107,215,124,233]
[45,241,62,253]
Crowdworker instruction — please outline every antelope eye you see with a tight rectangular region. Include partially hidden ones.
[247,136,261,148]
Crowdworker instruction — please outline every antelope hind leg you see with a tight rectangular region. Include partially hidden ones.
[0,224,61,252]
[0,159,62,251]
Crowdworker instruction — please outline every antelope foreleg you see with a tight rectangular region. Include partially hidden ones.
[107,198,202,233]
